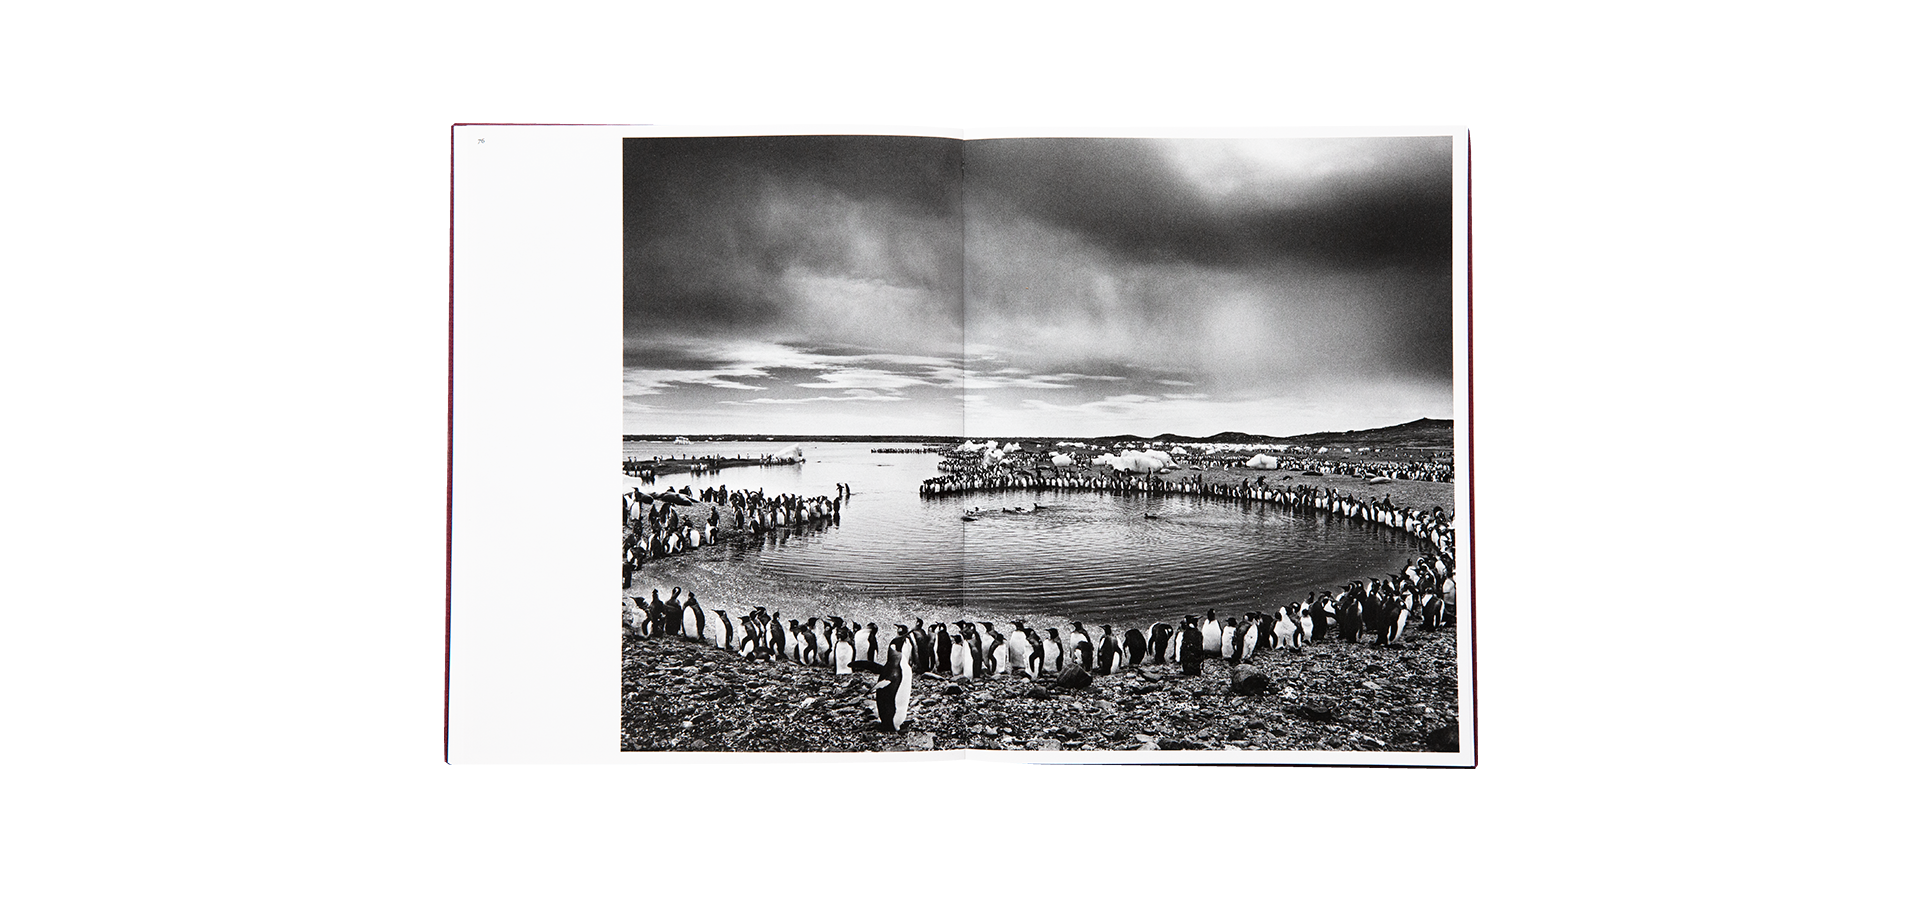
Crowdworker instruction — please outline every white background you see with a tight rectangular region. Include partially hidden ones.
[6,3,1912,900]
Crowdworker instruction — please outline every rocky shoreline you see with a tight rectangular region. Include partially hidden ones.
[621,624,1459,754]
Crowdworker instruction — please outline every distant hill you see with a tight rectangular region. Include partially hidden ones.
[1279,418,1453,448]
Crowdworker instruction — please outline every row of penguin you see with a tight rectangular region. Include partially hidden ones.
[623,461,1457,730]
[622,483,848,577]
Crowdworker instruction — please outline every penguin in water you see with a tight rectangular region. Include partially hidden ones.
[873,636,914,732]
[1095,626,1121,675]
[1178,621,1205,676]
[1042,629,1064,675]
[1200,609,1223,657]
[1123,628,1148,667]
[682,592,707,643]
[1149,623,1174,664]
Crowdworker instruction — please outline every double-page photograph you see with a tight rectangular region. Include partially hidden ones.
[454,126,1472,764]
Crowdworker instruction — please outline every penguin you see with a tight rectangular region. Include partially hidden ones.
[714,609,735,651]
[910,620,932,675]
[833,627,855,675]
[859,623,880,664]
[682,593,706,643]
[1095,626,1121,675]
[983,628,1008,678]
[1042,629,1063,675]
[811,619,833,664]
[1336,592,1365,643]
[1179,621,1205,676]
[1023,629,1045,679]
[1007,622,1035,677]
[1170,617,1194,664]
[1149,623,1174,664]
[797,622,819,665]
[1222,617,1242,663]
[933,623,953,674]
[622,597,646,636]
[769,612,787,660]
[874,637,914,732]
[1311,594,1337,642]
[1272,608,1298,651]
[658,588,684,637]
[1067,622,1092,658]
[950,628,976,680]
[1123,628,1148,667]
[1200,609,1223,657]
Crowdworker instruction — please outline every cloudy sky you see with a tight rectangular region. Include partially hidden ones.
[624,134,1453,437]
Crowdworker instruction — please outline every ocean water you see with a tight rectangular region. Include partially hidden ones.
[623,441,1447,629]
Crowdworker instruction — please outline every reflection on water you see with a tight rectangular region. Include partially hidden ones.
[624,441,1433,626]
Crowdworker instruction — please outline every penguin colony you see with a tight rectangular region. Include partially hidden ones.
[622,483,848,588]
[624,472,1456,734]
[629,452,1451,737]
[922,471,1454,553]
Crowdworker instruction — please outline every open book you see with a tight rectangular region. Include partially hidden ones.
[450,126,1472,764]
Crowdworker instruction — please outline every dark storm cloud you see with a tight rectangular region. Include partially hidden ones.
[623,136,962,337]
[962,137,1451,272]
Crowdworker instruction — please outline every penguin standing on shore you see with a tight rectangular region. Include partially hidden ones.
[950,627,977,679]
[659,589,684,637]
[1023,628,1045,679]
[1226,618,1250,664]
[858,623,880,664]
[1123,628,1147,667]
[1179,621,1205,676]
[933,623,953,674]
[833,626,855,674]
[1067,622,1092,665]
[682,592,707,643]
[983,626,1008,678]
[1008,622,1035,678]
[1043,628,1063,675]
[769,612,787,661]
[1169,617,1194,664]
[874,637,914,732]
[1149,623,1174,664]
[908,619,932,674]
[1095,626,1121,675]
[1200,609,1223,657]
[714,609,735,651]
[944,629,975,679]
[792,620,815,665]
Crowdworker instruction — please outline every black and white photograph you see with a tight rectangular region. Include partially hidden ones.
[618,132,1471,761]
